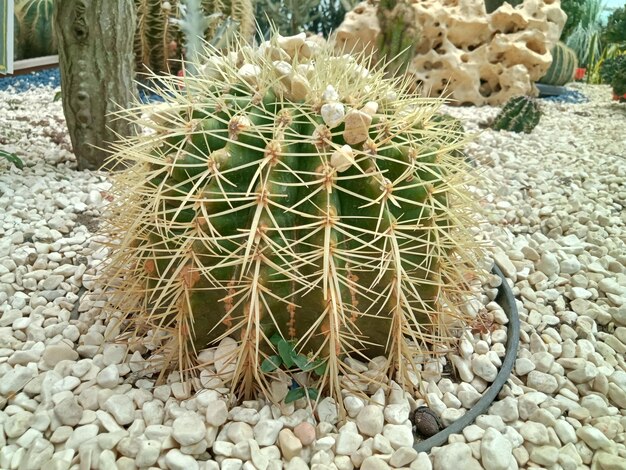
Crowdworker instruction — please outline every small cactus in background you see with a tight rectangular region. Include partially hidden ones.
[100,34,483,408]
[173,0,243,76]
[333,0,423,81]
[491,96,541,134]
[539,42,578,87]
[14,0,56,60]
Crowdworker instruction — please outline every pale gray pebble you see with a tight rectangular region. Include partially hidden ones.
[356,405,385,437]
[165,449,199,470]
[480,427,513,470]
[432,442,482,470]
[96,364,120,388]
[104,394,136,426]
[54,396,83,426]
[471,354,498,382]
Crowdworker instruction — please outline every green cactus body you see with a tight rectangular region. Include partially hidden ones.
[491,96,541,134]
[14,0,56,60]
[102,36,482,405]
[539,42,578,86]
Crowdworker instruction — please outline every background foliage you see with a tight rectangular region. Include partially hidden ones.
[254,0,356,38]
[602,5,626,45]
[560,0,587,41]
[565,0,606,68]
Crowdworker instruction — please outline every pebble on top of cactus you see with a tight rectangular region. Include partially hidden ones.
[99,33,485,411]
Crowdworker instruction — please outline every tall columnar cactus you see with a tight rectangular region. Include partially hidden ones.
[539,42,578,86]
[491,96,541,134]
[202,0,254,40]
[101,34,482,406]
[375,0,421,78]
[14,0,56,60]
[134,0,177,75]
[133,0,254,76]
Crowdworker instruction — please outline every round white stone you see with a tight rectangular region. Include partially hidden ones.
[165,449,199,470]
[576,425,613,450]
[471,354,498,382]
[356,405,384,437]
[253,419,283,446]
[104,394,136,426]
[96,364,120,389]
[135,440,160,467]
[480,428,512,470]
[172,413,207,446]
[205,399,228,427]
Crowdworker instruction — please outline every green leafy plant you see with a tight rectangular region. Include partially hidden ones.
[14,0,56,60]
[560,0,586,41]
[565,0,606,69]
[600,54,626,98]
[587,43,625,84]
[255,0,357,38]
[100,34,483,408]
[0,150,24,170]
[261,333,327,403]
[311,0,356,36]
[491,96,542,134]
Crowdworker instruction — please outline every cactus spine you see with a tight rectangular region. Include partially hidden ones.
[430,114,467,161]
[539,42,578,86]
[101,34,482,407]
[14,0,56,60]
[491,96,541,134]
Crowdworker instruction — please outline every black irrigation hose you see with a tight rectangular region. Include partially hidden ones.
[413,263,520,453]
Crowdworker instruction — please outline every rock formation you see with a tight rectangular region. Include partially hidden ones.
[334,0,567,106]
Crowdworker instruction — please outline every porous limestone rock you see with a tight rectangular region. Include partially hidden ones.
[334,0,566,105]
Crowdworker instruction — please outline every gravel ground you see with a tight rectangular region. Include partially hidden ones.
[0,78,625,470]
